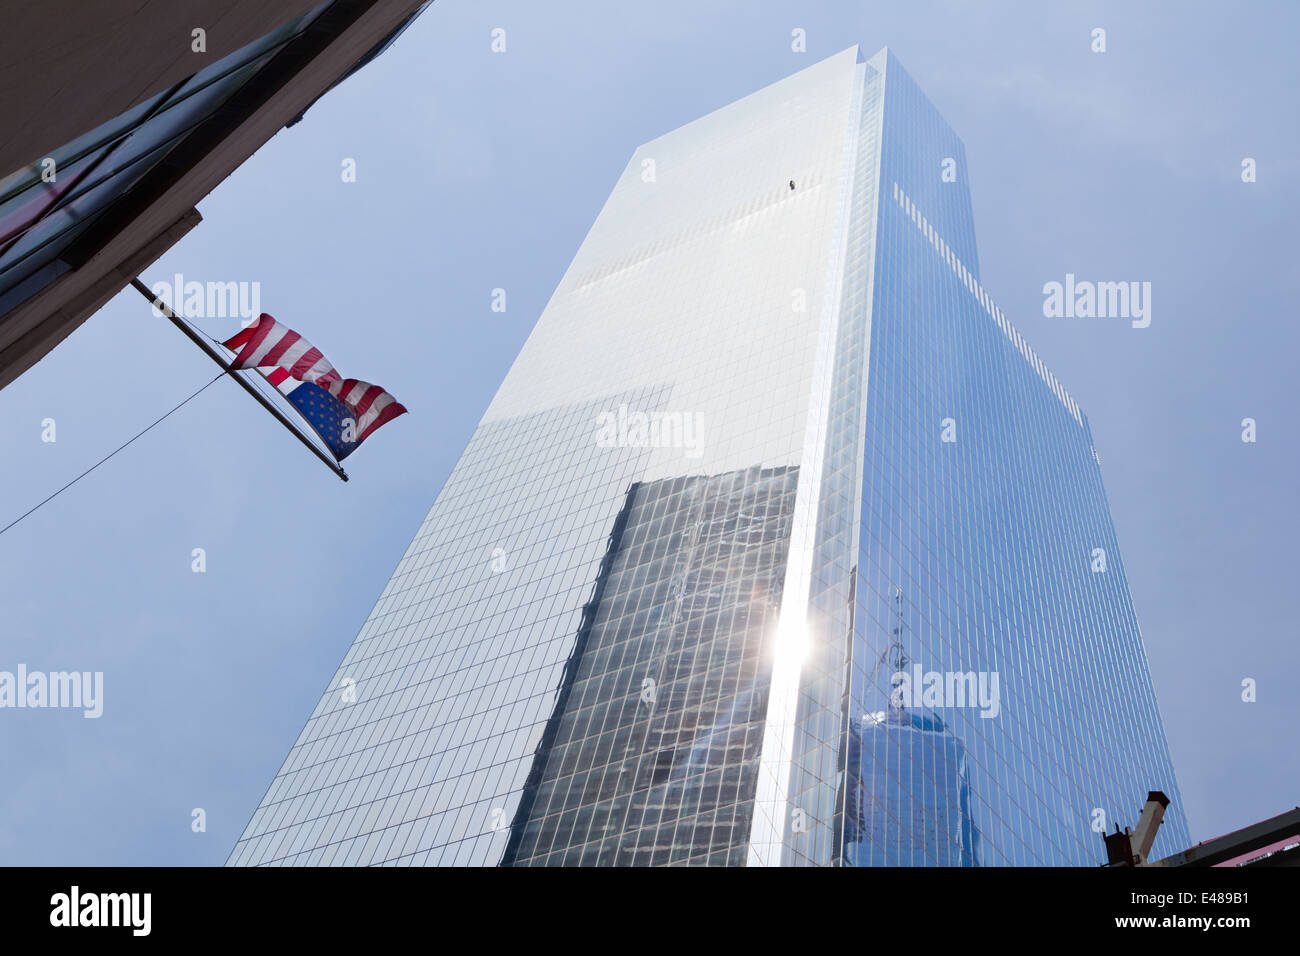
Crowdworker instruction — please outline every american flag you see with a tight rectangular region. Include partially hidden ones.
[221,316,406,462]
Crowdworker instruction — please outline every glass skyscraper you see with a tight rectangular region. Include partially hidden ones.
[229,46,1188,867]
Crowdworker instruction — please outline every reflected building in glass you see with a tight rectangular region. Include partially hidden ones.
[230,46,1189,867]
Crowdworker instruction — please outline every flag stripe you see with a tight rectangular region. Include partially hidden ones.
[353,384,383,418]
[224,314,339,385]
[244,324,291,368]
[221,323,257,351]
[289,348,336,384]
[236,316,281,367]
[260,330,303,369]
[355,390,391,434]
[359,398,407,440]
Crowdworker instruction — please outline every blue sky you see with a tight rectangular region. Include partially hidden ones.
[1,0,1296,864]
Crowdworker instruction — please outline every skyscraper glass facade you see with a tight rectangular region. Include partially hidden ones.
[230,46,1187,867]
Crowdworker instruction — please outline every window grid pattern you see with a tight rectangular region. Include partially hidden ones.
[229,47,1188,867]
[502,466,797,866]
[839,51,1188,866]
[778,56,886,866]
[230,47,865,866]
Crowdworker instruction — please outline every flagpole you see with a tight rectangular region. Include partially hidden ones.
[128,278,348,482]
